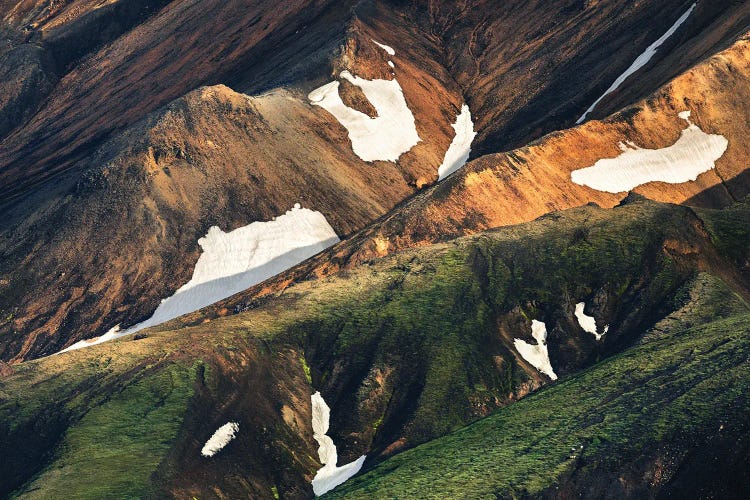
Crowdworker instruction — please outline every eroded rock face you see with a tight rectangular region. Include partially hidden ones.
[1,0,749,364]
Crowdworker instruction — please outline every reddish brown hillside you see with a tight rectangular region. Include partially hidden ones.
[180,32,750,326]
[1,0,749,360]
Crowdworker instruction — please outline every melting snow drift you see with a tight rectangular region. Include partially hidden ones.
[60,205,339,353]
[57,324,124,353]
[577,3,696,124]
[371,39,395,56]
[514,320,558,380]
[574,302,608,341]
[571,111,728,193]
[201,422,240,457]
[437,104,477,180]
[311,392,366,496]
[308,69,420,162]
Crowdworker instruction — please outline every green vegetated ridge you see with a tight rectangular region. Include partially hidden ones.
[0,330,318,499]
[286,196,749,457]
[323,200,750,498]
[0,338,200,498]
[0,197,748,497]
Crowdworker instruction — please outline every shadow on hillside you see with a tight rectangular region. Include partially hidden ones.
[133,237,339,331]
[685,168,750,207]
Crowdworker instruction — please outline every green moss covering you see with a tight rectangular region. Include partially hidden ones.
[695,200,750,267]
[11,363,196,499]
[273,201,721,446]
[300,354,313,385]
[327,313,750,498]
[0,198,747,497]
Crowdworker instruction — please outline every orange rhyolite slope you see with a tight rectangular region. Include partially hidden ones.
[1,0,749,360]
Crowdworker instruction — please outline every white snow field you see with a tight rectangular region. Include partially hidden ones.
[576,3,696,124]
[514,320,558,380]
[437,104,477,180]
[371,39,395,56]
[60,205,339,353]
[308,42,420,162]
[311,392,366,496]
[571,111,728,193]
[201,422,240,457]
[574,302,608,341]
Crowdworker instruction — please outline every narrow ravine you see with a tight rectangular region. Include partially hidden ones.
[310,392,366,496]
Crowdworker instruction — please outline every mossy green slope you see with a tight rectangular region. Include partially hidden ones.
[13,364,195,499]
[0,197,747,498]
[327,312,750,499]
[275,197,749,458]
[0,332,320,498]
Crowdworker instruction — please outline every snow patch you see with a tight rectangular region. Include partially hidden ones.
[59,206,339,353]
[201,422,239,457]
[571,111,728,192]
[311,392,366,496]
[438,104,477,180]
[371,39,395,55]
[59,324,123,354]
[387,60,395,68]
[574,302,608,341]
[308,71,420,162]
[577,3,696,124]
[514,320,557,380]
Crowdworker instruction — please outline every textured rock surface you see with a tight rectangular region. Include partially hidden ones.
[0,1,749,363]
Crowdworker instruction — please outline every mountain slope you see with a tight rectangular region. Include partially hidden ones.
[1,196,747,498]
[1,1,749,498]
[0,7,464,360]
[169,30,750,330]
[418,0,750,154]
[327,311,750,499]
[0,77,451,360]
[2,0,750,361]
